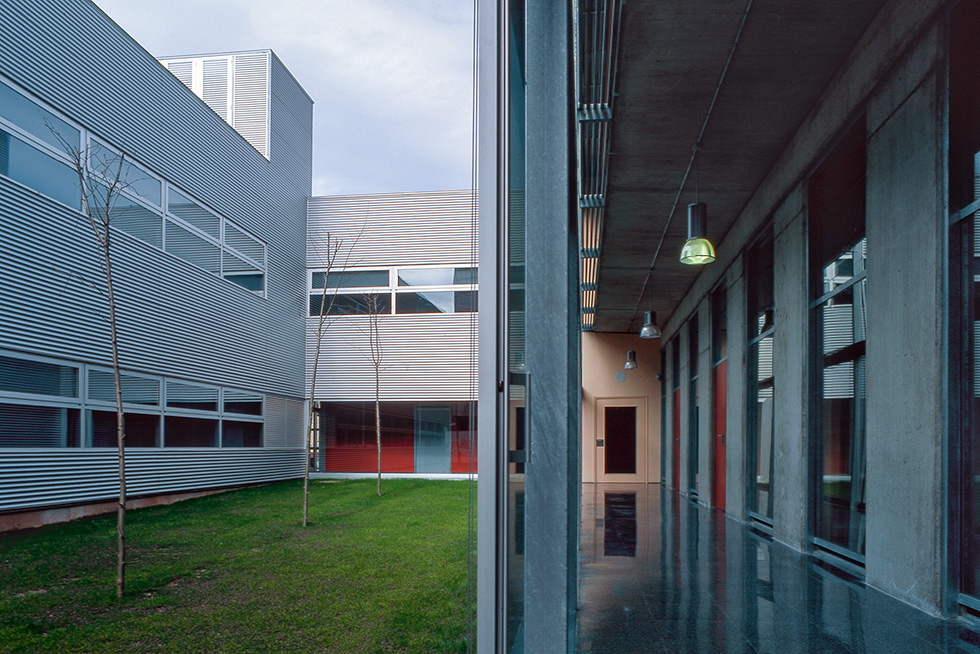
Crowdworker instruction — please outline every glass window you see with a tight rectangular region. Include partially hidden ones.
[809,119,866,559]
[0,129,79,209]
[165,219,221,273]
[88,140,161,207]
[396,291,455,314]
[89,185,163,248]
[0,81,78,153]
[312,269,388,289]
[224,221,265,266]
[0,355,78,397]
[167,187,219,237]
[166,381,218,411]
[91,410,158,447]
[310,292,391,316]
[164,416,217,447]
[88,369,159,405]
[222,420,262,447]
[453,267,478,285]
[747,234,775,522]
[454,290,478,313]
[224,391,263,416]
[398,267,455,287]
[0,403,79,447]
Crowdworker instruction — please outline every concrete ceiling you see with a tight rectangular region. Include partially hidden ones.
[593,0,886,333]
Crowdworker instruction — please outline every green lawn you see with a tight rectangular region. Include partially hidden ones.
[0,479,473,653]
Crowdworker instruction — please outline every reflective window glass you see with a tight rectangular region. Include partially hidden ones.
[396,291,455,314]
[310,293,391,316]
[167,187,219,237]
[0,82,78,152]
[0,129,78,209]
[398,268,454,286]
[89,141,161,207]
[166,220,221,273]
[312,269,388,289]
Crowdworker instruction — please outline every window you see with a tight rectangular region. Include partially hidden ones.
[0,128,79,209]
[0,355,77,398]
[0,404,79,448]
[166,381,218,411]
[746,233,775,524]
[308,266,477,316]
[91,410,158,447]
[0,352,268,449]
[809,119,867,560]
[0,75,268,297]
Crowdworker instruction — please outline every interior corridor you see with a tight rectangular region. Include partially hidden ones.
[575,484,980,654]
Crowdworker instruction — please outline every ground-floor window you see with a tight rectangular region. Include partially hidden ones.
[313,401,476,474]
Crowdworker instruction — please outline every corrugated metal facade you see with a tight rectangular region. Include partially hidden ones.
[0,0,312,513]
[307,191,478,401]
[0,449,304,513]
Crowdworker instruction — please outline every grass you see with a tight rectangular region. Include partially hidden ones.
[0,479,473,653]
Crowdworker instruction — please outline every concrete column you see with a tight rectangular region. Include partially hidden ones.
[772,187,809,550]
[864,30,944,613]
[697,298,714,505]
[665,341,677,489]
[523,0,578,649]
[726,255,748,519]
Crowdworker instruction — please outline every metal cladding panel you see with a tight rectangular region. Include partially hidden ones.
[0,449,305,513]
[307,314,477,402]
[0,1,310,400]
[270,54,313,195]
[307,190,478,266]
[232,52,270,158]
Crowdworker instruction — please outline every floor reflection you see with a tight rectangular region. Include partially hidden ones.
[576,484,980,654]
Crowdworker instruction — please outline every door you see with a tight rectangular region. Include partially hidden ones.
[712,360,727,511]
[596,397,647,483]
[414,406,451,473]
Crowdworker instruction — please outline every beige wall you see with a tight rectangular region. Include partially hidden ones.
[581,332,662,483]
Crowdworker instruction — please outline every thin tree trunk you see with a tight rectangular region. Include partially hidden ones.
[105,241,125,600]
[376,372,381,496]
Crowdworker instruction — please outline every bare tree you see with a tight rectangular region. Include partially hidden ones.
[303,230,362,525]
[364,293,384,496]
[57,132,130,598]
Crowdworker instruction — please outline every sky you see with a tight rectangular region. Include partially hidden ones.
[92,0,475,197]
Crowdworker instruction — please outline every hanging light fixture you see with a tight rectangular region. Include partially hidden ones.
[624,350,638,370]
[639,311,661,339]
[680,148,716,265]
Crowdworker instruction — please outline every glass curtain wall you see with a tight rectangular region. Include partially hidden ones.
[808,120,867,561]
[504,0,527,648]
[950,1,980,611]
[746,234,775,524]
[688,315,700,497]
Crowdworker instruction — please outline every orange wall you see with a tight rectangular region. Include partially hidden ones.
[581,333,662,483]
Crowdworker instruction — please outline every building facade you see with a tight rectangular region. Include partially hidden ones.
[306,190,478,475]
[0,0,311,524]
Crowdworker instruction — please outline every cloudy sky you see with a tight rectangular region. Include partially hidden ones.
[92,0,475,197]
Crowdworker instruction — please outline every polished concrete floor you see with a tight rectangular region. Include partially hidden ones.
[575,484,980,654]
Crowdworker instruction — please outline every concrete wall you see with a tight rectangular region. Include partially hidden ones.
[772,187,809,550]
[581,332,661,483]
[864,23,945,614]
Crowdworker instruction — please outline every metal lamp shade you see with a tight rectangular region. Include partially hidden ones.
[680,202,716,265]
[639,311,661,339]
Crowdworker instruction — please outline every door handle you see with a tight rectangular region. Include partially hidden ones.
[716,433,725,446]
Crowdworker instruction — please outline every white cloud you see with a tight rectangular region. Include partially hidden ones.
[92,0,474,195]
